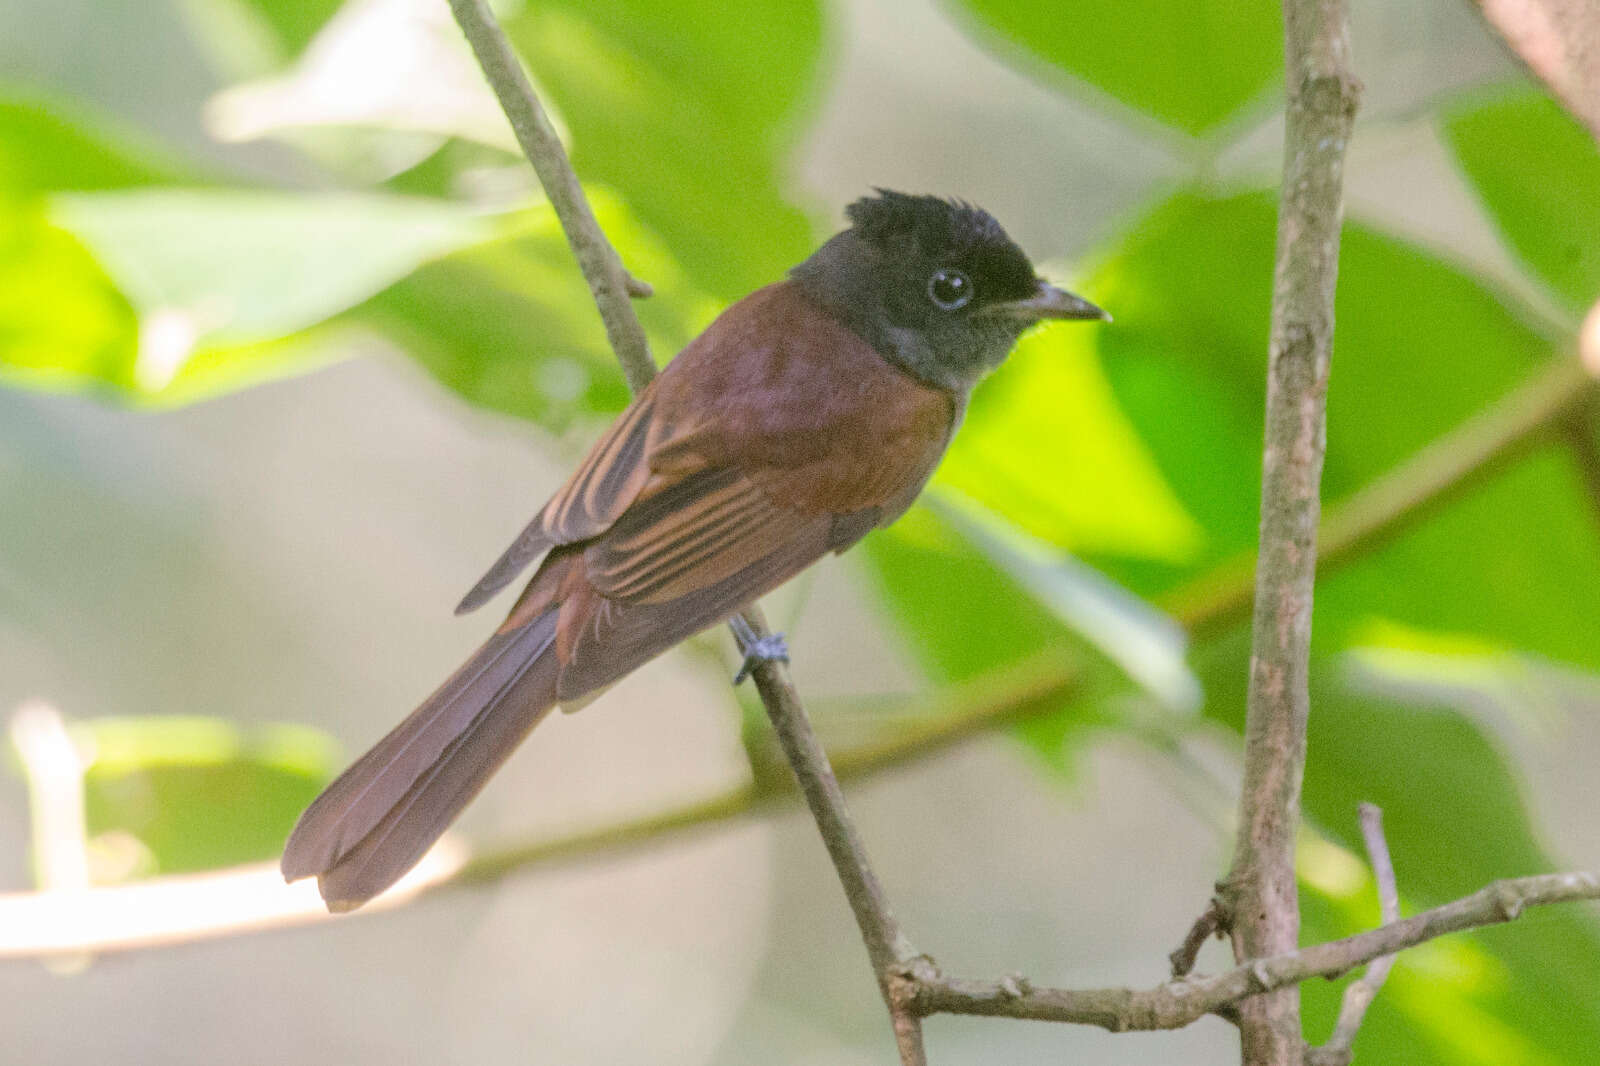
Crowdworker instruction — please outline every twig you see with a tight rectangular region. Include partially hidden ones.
[1223,0,1361,1061]
[1170,896,1231,978]
[443,4,926,1059]
[444,0,655,392]
[1306,805,1400,1066]
[739,610,929,1064]
[906,871,1600,1030]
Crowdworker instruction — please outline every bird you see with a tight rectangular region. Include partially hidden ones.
[281,190,1108,911]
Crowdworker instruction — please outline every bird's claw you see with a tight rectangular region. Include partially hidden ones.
[729,616,789,685]
[733,633,789,685]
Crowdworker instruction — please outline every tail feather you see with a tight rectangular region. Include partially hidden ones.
[282,609,560,909]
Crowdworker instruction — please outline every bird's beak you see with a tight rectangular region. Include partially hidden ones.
[985,281,1110,322]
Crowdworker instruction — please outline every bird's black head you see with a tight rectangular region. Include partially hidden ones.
[791,190,1107,392]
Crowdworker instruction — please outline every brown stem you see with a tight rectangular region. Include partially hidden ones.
[908,871,1599,1030]
[738,602,927,1061]
[1170,897,1231,979]
[1225,0,1361,1061]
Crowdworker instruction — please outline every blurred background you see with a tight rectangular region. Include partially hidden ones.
[2,0,1598,1062]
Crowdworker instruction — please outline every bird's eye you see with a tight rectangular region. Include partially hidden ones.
[927,269,973,311]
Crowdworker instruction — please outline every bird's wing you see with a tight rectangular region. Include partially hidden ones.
[546,463,872,699]
[455,382,683,614]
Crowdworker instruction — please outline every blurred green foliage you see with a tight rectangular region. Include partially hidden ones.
[81,717,337,877]
[951,0,1282,136]
[1446,87,1600,315]
[506,0,821,298]
[3,0,1600,1062]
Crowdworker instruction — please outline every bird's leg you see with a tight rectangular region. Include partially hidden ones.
[729,613,790,685]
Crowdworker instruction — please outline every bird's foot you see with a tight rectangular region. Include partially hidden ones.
[729,615,790,685]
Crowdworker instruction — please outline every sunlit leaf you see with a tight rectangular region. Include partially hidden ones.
[54,189,490,344]
[926,490,1200,711]
[936,317,1205,564]
[79,716,339,877]
[229,0,347,59]
[0,202,139,395]
[0,96,193,195]
[949,0,1281,136]
[4,188,490,401]
[507,0,822,298]
[1075,191,1600,672]
[357,191,719,427]
[1445,85,1600,315]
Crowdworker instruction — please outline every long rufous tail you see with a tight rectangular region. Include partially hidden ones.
[281,609,560,911]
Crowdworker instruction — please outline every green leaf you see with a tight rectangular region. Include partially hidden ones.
[1303,674,1600,1061]
[79,716,339,877]
[926,491,1200,711]
[229,0,346,59]
[862,505,1072,685]
[1298,842,1575,1066]
[507,0,822,298]
[4,188,491,403]
[1317,446,1600,672]
[357,191,719,427]
[1078,191,1600,673]
[53,189,491,345]
[1445,85,1600,315]
[0,95,193,195]
[935,315,1205,564]
[860,505,1133,775]
[950,0,1282,136]
[0,202,139,395]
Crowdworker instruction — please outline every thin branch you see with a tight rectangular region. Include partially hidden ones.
[1224,0,1361,1060]
[1170,896,1231,979]
[442,5,924,1059]
[906,871,1600,1030]
[738,610,928,1064]
[444,0,655,392]
[1306,805,1400,1066]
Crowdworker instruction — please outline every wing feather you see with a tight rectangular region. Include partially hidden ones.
[455,385,671,614]
[554,514,832,699]
[585,468,811,604]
